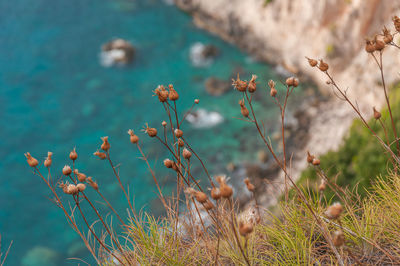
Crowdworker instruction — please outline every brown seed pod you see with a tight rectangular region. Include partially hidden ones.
[87,177,99,191]
[195,191,208,203]
[177,138,184,147]
[306,57,318,67]
[77,183,86,192]
[145,125,157,137]
[63,165,72,176]
[44,151,53,168]
[306,151,314,164]
[163,159,174,168]
[248,75,257,93]
[211,187,221,200]
[162,121,167,127]
[154,85,169,102]
[312,158,321,166]
[373,107,381,120]
[241,106,250,117]
[182,148,192,159]
[318,60,329,72]
[374,38,385,51]
[101,136,111,151]
[174,129,183,138]
[270,87,277,97]
[383,27,393,44]
[220,183,233,198]
[168,84,179,101]
[67,184,79,195]
[93,150,107,160]
[332,230,345,247]
[365,39,375,53]
[127,129,139,144]
[203,200,214,210]
[285,77,295,87]
[244,178,255,192]
[239,222,253,237]
[69,147,78,161]
[232,74,248,92]
[74,170,87,182]
[318,179,326,192]
[25,152,39,168]
[325,202,343,220]
[393,16,400,32]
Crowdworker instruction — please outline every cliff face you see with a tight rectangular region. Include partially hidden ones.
[176,0,400,205]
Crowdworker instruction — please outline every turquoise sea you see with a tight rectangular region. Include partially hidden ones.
[0,0,299,264]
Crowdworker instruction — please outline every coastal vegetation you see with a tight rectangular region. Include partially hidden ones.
[24,16,400,265]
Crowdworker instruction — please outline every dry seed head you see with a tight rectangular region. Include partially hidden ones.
[168,84,179,101]
[154,85,169,102]
[44,151,53,168]
[163,159,174,168]
[306,57,318,67]
[373,107,381,120]
[194,99,199,104]
[211,187,221,200]
[203,200,214,210]
[162,121,167,127]
[365,39,375,53]
[25,152,39,167]
[101,136,111,151]
[232,74,248,92]
[93,150,107,160]
[69,147,78,161]
[182,148,192,159]
[239,221,253,237]
[374,37,385,51]
[319,179,326,192]
[318,60,329,72]
[67,184,79,195]
[220,183,233,198]
[195,191,208,203]
[174,129,183,138]
[285,77,298,87]
[248,74,257,93]
[393,16,400,32]
[177,138,184,147]
[238,100,249,117]
[332,230,345,247]
[144,124,157,137]
[270,87,277,97]
[325,202,343,220]
[306,151,314,164]
[74,170,87,182]
[383,27,393,44]
[62,165,72,176]
[127,129,139,144]
[87,177,99,191]
[312,158,320,166]
[77,183,86,192]
[244,177,255,192]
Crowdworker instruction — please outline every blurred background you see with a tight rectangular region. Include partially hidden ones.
[0,0,304,264]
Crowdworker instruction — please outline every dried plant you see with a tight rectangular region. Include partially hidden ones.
[24,18,400,265]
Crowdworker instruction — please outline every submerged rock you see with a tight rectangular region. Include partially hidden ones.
[186,108,223,128]
[100,38,135,67]
[22,246,60,266]
[204,77,231,96]
[189,42,219,67]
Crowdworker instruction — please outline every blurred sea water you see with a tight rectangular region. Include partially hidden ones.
[0,0,298,264]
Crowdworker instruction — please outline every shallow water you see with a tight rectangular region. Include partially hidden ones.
[0,0,301,264]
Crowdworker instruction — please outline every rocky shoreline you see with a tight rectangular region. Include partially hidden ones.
[176,0,400,207]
